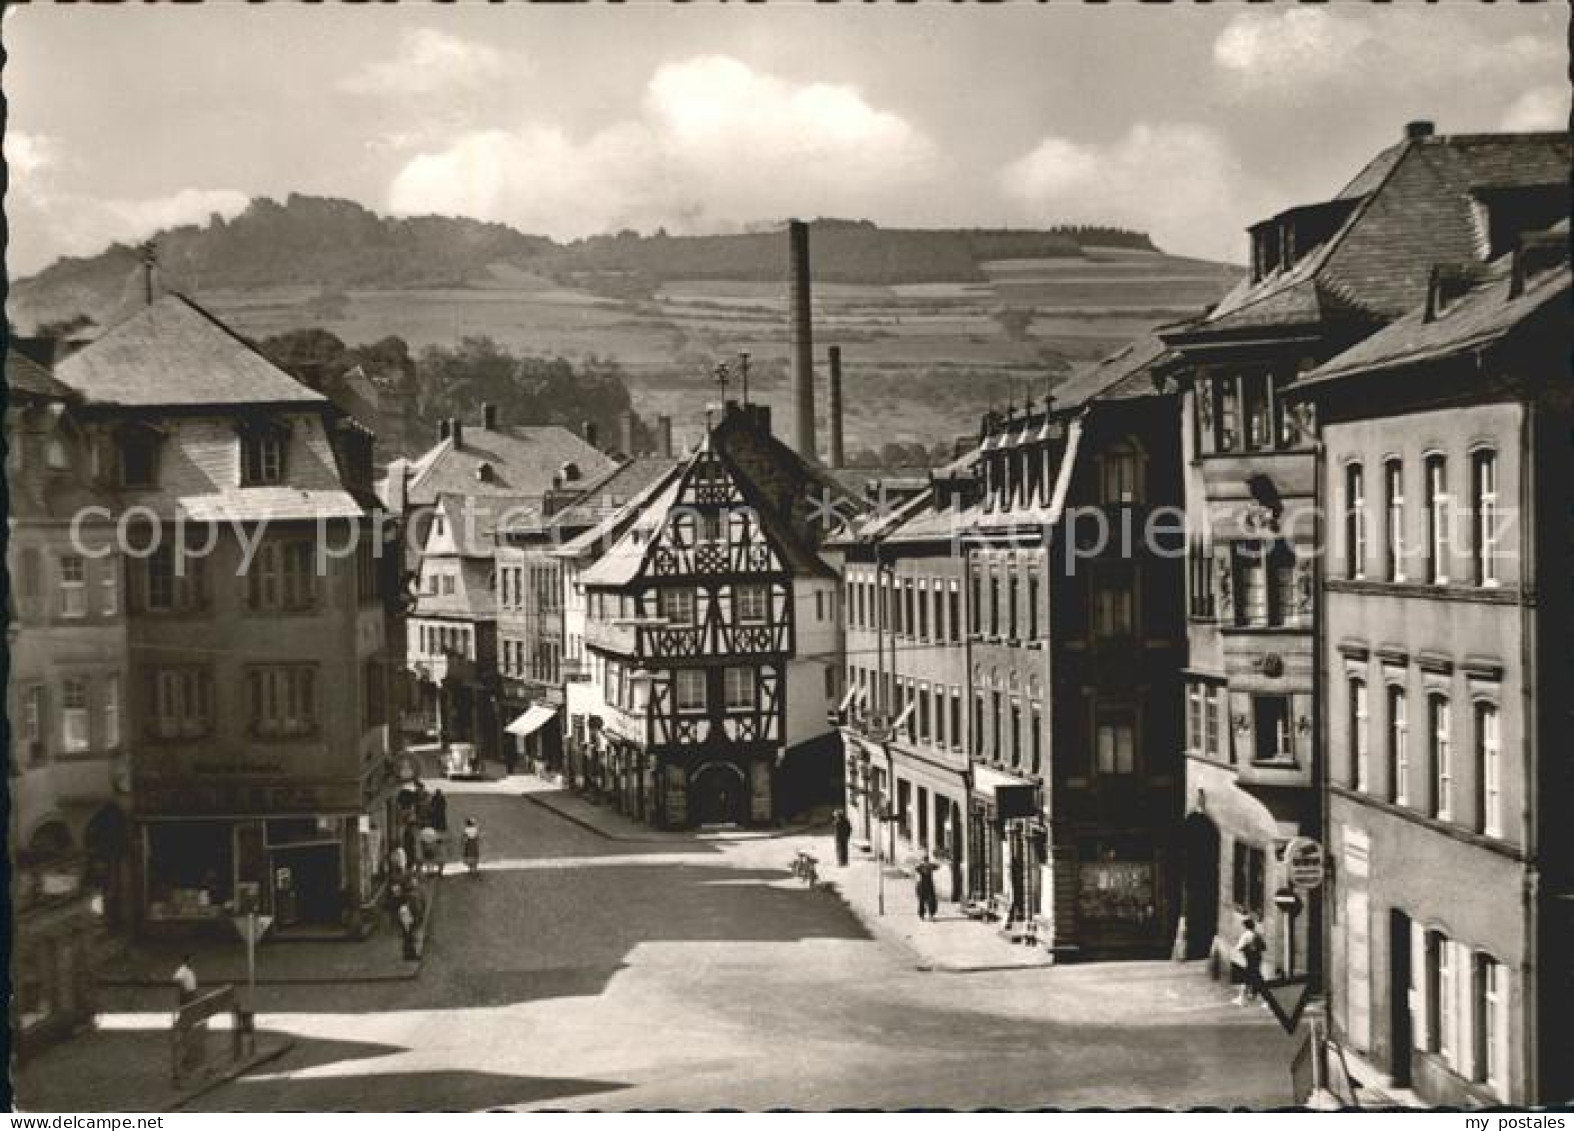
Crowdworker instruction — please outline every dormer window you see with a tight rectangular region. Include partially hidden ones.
[239,422,287,486]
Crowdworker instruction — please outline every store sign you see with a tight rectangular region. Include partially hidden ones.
[135,780,361,816]
[1285,837,1325,890]
[995,784,1037,820]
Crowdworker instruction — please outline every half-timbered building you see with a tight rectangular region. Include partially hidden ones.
[576,403,854,828]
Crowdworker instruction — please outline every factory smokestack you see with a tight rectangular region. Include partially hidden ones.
[788,220,816,461]
[827,345,845,470]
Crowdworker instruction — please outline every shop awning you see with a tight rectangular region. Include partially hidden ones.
[506,705,558,738]
[973,764,1033,797]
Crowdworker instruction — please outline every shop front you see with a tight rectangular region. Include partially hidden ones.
[134,779,369,938]
[971,765,1043,921]
[505,702,561,777]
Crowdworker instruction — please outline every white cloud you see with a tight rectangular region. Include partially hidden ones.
[999,122,1270,262]
[386,55,940,239]
[1213,9,1562,97]
[338,28,518,98]
[9,183,248,276]
[5,130,61,178]
[1500,85,1570,132]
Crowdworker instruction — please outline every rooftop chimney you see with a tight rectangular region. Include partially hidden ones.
[1405,120,1435,141]
[787,220,817,461]
[582,420,599,450]
[450,419,463,449]
[482,403,498,429]
[827,345,845,470]
[656,415,674,459]
[618,410,637,458]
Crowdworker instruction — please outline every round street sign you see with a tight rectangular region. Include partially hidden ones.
[1285,837,1325,890]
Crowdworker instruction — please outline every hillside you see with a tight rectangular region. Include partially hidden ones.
[7,196,1240,457]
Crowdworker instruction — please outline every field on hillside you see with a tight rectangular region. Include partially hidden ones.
[187,248,1238,457]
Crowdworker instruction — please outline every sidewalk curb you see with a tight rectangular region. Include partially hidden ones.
[522,790,829,844]
[100,877,442,988]
[163,1038,296,1111]
[827,868,1054,976]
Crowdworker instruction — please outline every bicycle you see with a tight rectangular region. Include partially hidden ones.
[791,850,819,889]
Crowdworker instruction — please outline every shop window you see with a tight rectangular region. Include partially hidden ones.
[1232,841,1266,918]
[146,822,234,921]
[247,665,319,738]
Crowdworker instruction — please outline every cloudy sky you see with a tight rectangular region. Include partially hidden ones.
[4,4,1566,275]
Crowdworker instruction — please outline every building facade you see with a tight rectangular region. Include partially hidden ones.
[1161,123,1569,984]
[7,352,130,1056]
[575,403,851,828]
[840,335,1187,958]
[53,294,395,938]
[1295,227,1570,1105]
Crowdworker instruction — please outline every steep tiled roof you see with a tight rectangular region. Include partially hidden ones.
[5,350,76,402]
[54,293,328,408]
[1188,130,1570,338]
[1295,231,1571,389]
[1049,331,1178,412]
[543,456,681,535]
[404,424,615,507]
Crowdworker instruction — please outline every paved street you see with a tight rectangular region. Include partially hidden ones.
[80,779,1294,1111]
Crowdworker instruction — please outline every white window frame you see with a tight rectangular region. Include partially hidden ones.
[735,584,768,625]
[60,555,87,618]
[104,675,120,750]
[724,666,755,711]
[1431,694,1452,821]
[1472,450,1499,587]
[1426,454,1450,585]
[61,678,90,753]
[1386,460,1406,582]
[675,669,707,713]
[1477,701,1501,838]
[1390,685,1409,806]
[1352,677,1369,792]
[1346,462,1367,580]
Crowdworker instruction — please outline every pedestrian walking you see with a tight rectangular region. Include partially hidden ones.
[172,954,198,1008]
[419,824,441,877]
[833,809,852,867]
[430,788,449,834]
[1232,917,1267,1005]
[914,854,940,920]
[398,900,418,960]
[462,818,482,878]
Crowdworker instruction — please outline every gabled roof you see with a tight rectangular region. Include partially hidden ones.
[1294,226,1571,390]
[543,456,682,536]
[1185,130,1571,340]
[6,350,77,403]
[1048,331,1179,413]
[53,293,329,408]
[404,424,615,507]
[426,491,539,558]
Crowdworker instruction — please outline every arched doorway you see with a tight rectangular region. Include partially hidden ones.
[1181,812,1221,961]
[690,763,747,827]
